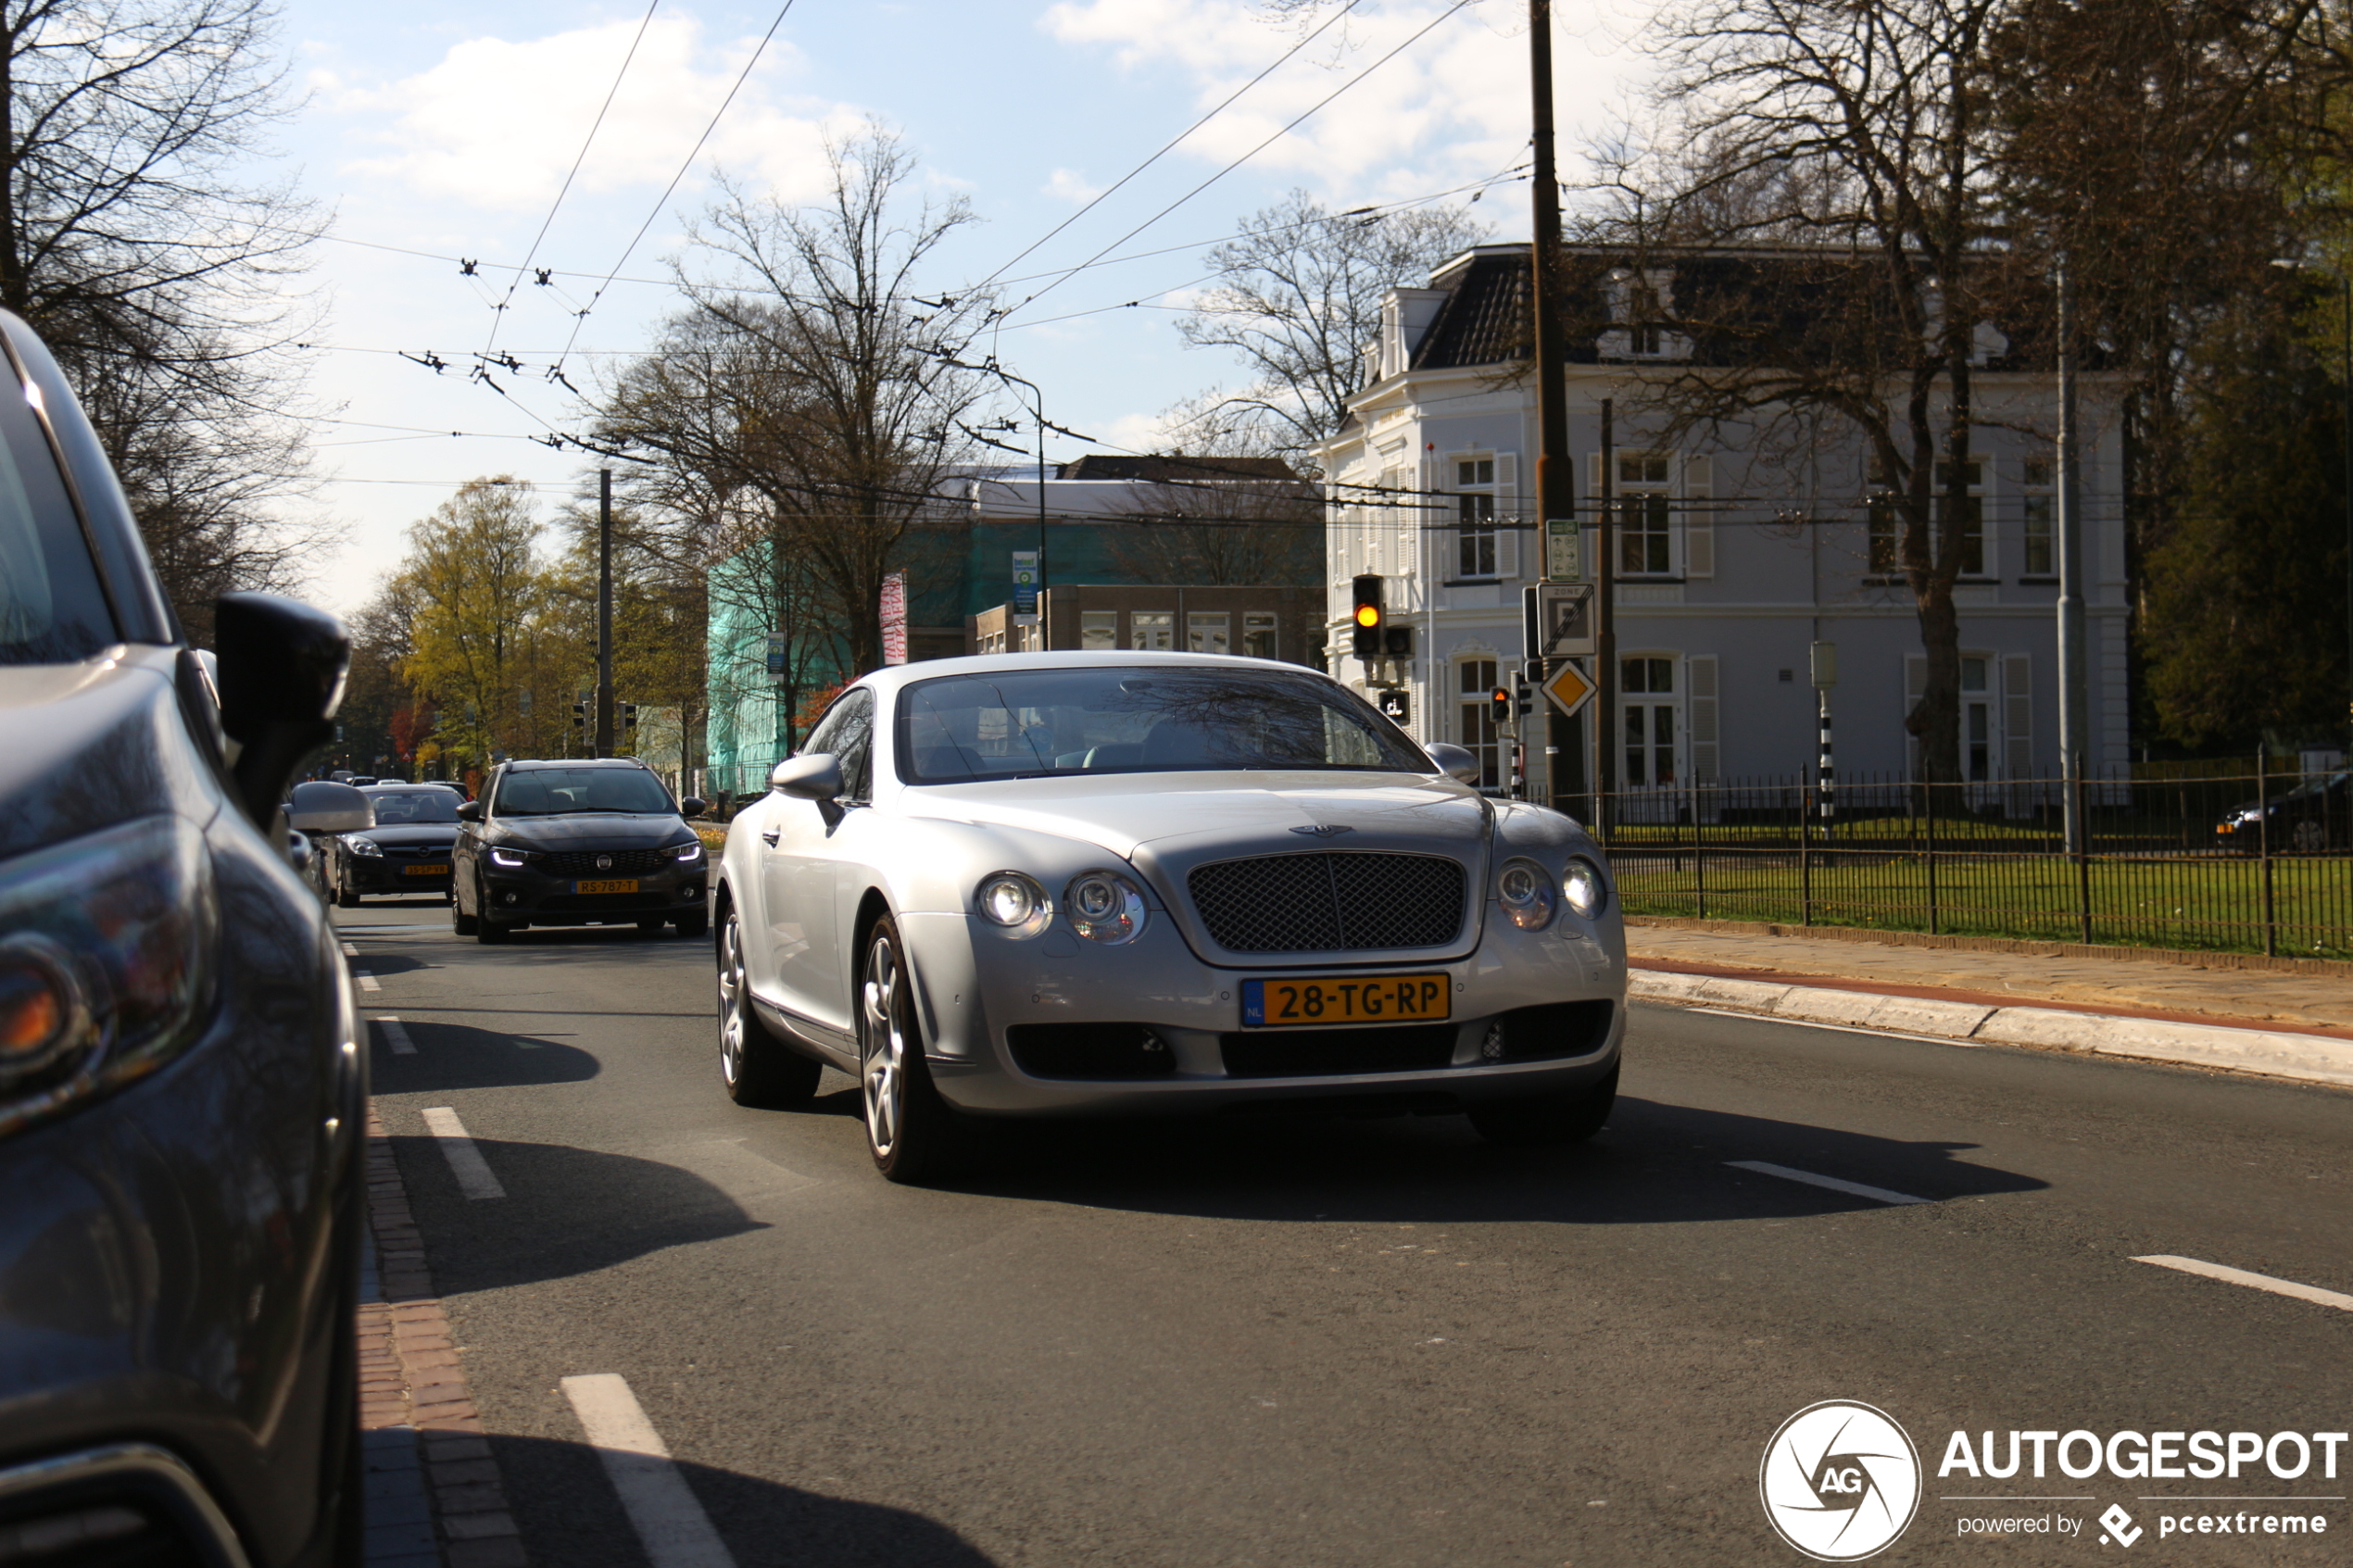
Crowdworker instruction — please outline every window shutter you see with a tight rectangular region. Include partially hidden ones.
[1493,452,1520,579]
[2003,653,2033,778]
[1683,454,1714,579]
[1688,655,1720,782]
[1905,656,1928,779]
[1588,453,1603,495]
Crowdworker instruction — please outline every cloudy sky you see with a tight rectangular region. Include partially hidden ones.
[268,0,1653,611]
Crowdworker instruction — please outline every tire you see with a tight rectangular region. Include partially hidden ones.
[858,915,966,1183]
[2292,819,2325,854]
[450,885,478,935]
[675,909,709,939]
[333,873,359,909]
[1468,1063,1618,1148]
[717,904,821,1107]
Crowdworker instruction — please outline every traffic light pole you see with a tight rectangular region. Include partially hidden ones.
[596,468,616,758]
[1529,0,1576,814]
[1594,399,1617,834]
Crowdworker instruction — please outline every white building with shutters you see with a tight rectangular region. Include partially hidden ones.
[1318,244,2131,808]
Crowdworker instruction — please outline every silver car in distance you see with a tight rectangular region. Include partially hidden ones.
[712,652,1627,1182]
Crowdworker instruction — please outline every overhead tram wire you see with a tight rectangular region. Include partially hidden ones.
[486,0,662,353]
[550,0,799,375]
[999,0,1480,326]
[969,0,1363,293]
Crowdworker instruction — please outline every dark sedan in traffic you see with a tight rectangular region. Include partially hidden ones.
[2215,769,2350,854]
[326,784,464,905]
[450,758,710,942]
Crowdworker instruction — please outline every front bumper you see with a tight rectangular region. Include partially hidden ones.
[344,854,454,894]
[900,906,1627,1118]
[480,855,707,923]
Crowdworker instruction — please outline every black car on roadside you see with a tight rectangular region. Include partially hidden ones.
[325,783,464,905]
[450,758,711,942]
[0,306,362,1564]
[2214,769,2351,854]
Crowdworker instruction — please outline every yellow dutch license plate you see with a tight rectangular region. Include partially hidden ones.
[403,864,449,877]
[574,878,640,895]
[1239,973,1450,1028]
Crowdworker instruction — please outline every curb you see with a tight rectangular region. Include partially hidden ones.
[1629,970,2353,1090]
[359,1103,528,1567]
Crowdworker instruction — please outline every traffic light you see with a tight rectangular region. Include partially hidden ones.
[1350,574,1383,660]
[1382,624,1414,659]
[1490,684,1512,725]
[619,702,638,732]
[1512,673,1534,721]
[570,701,587,733]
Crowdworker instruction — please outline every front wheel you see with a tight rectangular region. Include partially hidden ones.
[450,885,478,935]
[859,916,966,1184]
[1468,1063,1617,1148]
[333,872,359,909]
[717,905,820,1108]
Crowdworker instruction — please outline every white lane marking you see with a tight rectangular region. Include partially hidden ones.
[419,1107,505,1199]
[355,970,381,992]
[2133,1255,2353,1313]
[375,1017,416,1056]
[1726,1160,1929,1206]
[561,1374,737,1568]
[341,942,359,957]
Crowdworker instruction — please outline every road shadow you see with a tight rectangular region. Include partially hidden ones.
[387,1137,765,1292]
[351,950,433,977]
[925,1094,2046,1228]
[370,1021,600,1091]
[485,1432,996,1568]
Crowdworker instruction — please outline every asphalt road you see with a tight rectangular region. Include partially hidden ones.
[342,898,2353,1567]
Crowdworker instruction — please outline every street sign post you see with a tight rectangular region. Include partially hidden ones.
[1524,583,1597,659]
[1544,518,1581,581]
[1376,688,1410,725]
[1541,659,1596,720]
[1012,550,1039,627]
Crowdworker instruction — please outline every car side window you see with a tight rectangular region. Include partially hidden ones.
[801,689,875,803]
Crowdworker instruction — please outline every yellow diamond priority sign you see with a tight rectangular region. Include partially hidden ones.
[1541,659,1596,720]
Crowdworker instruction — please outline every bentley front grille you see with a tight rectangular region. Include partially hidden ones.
[1186,851,1466,953]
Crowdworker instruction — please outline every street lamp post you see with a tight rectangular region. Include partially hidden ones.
[944,356,1051,647]
[2272,257,2353,755]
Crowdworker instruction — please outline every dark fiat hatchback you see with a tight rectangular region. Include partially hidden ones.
[450,758,710,941]
[0,313,361,1562]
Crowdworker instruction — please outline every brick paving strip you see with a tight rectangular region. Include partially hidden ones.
[358,1103,528,1568]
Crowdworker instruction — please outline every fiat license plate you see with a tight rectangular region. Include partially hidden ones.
[404,864,449,876]
[573,878,640,895]
[1239,973,1450,1028]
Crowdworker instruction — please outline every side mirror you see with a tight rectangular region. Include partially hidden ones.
[770,754,843,801]
[457,800,482,822]
[214,593,350,834]
[679,797,707,819]
[1426,743,1480,785]
[287,780,373,834]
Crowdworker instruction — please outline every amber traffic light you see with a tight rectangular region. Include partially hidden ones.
[1350,574,1384,660]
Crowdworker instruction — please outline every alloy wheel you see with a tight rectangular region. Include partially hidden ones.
[718,911,747,1087]
[862,934,904,1159]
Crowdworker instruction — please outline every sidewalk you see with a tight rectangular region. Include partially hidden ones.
[1624,919,2353,1090]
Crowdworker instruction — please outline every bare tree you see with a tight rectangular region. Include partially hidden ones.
[1101,451,1325,585]
[0,0,326,622]
[1177,189,1488,460]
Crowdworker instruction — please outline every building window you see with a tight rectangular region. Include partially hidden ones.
[1131,611,1174,651]
[1621,656,1678,786]
[1962,655,1994,782]
[2020,455,2054,576]
[1867,457,1899,574]
[1242,612,1278,659]
[1936,458,1986,576]
[1617,454,1672,576]
[1457,658,1501,788]
[1188,612,1229,656]
[1455,458,1498,577]
[1080,611,1118,650]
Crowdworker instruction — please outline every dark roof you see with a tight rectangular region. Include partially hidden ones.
[1403,243,2080,376]
[1055,454,1302,483]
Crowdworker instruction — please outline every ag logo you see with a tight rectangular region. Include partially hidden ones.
[1760,1400,1921,1561]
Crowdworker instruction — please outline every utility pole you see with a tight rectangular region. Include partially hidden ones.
[2056,263,2088,854]
[1529,0,1575,813]
[596,467,615,758]
[1596,397,1617,834]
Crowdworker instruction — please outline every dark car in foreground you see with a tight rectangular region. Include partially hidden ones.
[326,783,464,905]
[450,758,710,942]
[0,308,361,1564]
[2215,769,2351,854]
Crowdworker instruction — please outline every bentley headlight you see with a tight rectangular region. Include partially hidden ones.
[1562,857,1608,920]
[0,815,218,1139]
[975,872,1051,937]
[1064,871,1148,945]
[1496,858,1556,931]
[346,835,383,858]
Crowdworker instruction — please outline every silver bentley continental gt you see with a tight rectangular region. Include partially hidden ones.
[711,652,1627,1182]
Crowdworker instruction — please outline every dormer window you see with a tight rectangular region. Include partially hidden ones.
[1604,268,1679,360]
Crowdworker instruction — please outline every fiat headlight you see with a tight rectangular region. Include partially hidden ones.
[1496,858,1556,931]
[346,835,383,858]
[1064,871,1148,945]
[488,846,528,869]
[0,815,218,1139]
[975,872,1051,937]
[1562,857,1608,920]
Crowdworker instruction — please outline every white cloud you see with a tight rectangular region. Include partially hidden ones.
[1044,166,1103,204]
[337,16,861,210]
[1101,408,1185,452]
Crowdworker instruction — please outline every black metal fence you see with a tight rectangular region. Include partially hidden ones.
[1577,768,2353,960]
